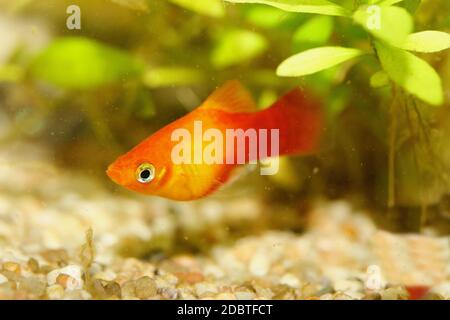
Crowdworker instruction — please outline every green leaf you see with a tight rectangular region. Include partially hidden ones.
[293,16,334,47]
[224,0,349,17]
[244,5,295,29]
[168,0,225,17]
[110,0,149,11]
[353,5,413,46]
[375,41,443,105]
[30,37,143,89]
[277,46,364,77]
[377,0,404,5]
[0,64,24,83]
[142,67,205,88]
[258,90,278,109]
[211,29,267,69]
[370,70,390,87]
[401,31,450,53]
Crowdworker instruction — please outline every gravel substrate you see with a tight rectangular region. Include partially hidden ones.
[0,142,449,300]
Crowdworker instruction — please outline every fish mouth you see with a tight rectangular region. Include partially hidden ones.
[106,163,124,185]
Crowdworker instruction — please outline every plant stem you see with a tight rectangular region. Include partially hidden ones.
[388,85,398,208]
[403,92,427,230]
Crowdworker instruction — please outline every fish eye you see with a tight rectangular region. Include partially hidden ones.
[136,163,155,184]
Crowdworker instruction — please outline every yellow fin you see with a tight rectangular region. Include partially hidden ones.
[207,165,258,200]
[201,80,256,113]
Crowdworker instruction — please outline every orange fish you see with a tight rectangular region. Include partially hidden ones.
[107,81,321,201]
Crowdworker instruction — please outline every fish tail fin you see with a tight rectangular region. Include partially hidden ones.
[263,87,322,156]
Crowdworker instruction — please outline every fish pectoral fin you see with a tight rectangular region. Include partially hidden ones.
[200,80,257,113]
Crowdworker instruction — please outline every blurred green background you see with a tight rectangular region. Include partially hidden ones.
[0,0,448,233]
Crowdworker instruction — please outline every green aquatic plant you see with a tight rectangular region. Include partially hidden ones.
[226,0,449,106]
[168,0,225,17]
[226,0,450,216]
[31,37,144,90]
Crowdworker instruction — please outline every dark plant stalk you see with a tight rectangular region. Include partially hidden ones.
[388,84,398,208]
[403,91,427,229]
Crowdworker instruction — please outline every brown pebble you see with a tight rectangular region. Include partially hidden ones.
[46,284,64,300]
[27,258,40,273]
[91,279,121,299]
[104,281,122,299]
[362,292,381,300]
[19,277,46,297]
[2,262,21,274]
[0,270,21,282]
[92,279,107,298]
[40,249,69,265]
[39,265,53,274]
[174,272,204,285]
[135,276,157,299]
[121,280,136,298]
[423,292,445,300]
[272,285,295,300]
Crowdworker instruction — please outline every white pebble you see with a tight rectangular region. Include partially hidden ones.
[214,292,236,300]
[235,291,256,300]
[249,251,270,277]
[430,282,450,299]
[203,264,225,278]
[47,265,83,290]
[0,273,8,284]
[280,274,300,288]
[195,282,219,296]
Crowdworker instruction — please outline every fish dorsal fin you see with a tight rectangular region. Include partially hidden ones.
[201,80,256,113]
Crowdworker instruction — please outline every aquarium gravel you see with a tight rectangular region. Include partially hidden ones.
[0,142,448,300]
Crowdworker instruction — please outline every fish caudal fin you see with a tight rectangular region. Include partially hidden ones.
[261,87,322,156]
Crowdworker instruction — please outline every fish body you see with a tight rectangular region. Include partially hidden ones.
[107,81,321,201]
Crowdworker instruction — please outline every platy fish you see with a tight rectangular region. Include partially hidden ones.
[107,81,321,201]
